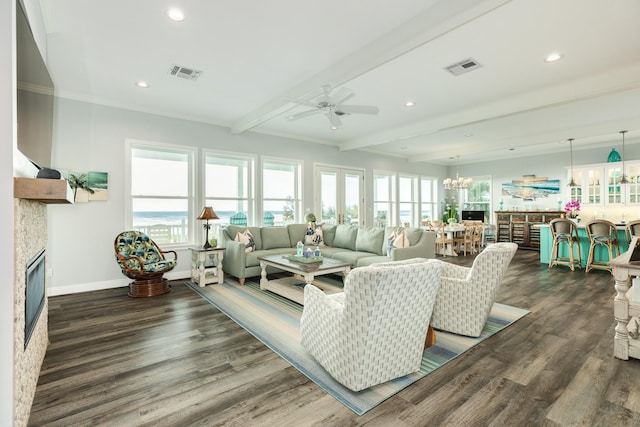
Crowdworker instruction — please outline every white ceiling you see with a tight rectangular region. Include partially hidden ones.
[41,0,640,165]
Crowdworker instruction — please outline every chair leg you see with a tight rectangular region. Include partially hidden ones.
[586,243,595,272]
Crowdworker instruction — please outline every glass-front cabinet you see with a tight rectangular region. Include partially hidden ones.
[569,160,640,206]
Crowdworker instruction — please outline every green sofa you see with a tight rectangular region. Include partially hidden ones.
[219,223,436,285]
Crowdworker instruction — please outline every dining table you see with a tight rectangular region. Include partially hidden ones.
[438,223,465,256]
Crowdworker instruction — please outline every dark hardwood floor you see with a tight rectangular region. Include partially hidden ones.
[28,250,640,426]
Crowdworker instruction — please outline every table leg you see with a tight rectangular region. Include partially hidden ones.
[259,261,268,290]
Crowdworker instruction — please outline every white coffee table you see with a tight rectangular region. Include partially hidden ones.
[258,254,351,305]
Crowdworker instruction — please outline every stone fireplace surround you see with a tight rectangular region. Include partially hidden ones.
[14,198,48,426]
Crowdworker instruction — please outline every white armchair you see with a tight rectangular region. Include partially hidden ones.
[300,259,443,392]
[430,242,517,337]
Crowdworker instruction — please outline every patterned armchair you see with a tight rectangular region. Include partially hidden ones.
[114,231,178,297]
[430,242,517,337]
[300,259,443,391]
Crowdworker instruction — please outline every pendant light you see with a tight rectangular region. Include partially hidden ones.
[443,155,473,190]
[620,130,629,184]
[568,138,578,187]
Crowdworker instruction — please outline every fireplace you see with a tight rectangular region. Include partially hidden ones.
[25,248,45,348]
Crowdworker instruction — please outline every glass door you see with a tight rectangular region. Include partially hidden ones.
[315,166,364,225]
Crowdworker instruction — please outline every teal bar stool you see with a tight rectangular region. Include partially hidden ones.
[585,219,620,273]
[548,218,581,271]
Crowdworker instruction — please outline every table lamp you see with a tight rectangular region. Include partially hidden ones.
[197,206,219,249]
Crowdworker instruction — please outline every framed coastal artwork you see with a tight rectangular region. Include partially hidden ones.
[65,171,109,203]
[501,175,560,201]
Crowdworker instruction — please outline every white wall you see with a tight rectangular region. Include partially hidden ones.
[1,0,16,423]
[48,97,447,295]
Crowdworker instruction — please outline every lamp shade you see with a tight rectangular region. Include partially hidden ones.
[197,206,219,220]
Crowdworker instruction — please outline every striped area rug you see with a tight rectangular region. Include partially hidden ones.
[186,278,529,416]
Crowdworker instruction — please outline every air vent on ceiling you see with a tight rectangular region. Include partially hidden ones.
[168,64,202,81]
[444,58,482,76]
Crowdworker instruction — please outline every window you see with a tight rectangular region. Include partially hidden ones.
[262,158,302,225]
[399,175,418,226]
[420,177,438,223]
[128,142,195,245]
[373,171,396,227]
[204,152,254,225]
[463,176,492,222]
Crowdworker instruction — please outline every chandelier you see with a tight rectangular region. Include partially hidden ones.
[443,156,473,190]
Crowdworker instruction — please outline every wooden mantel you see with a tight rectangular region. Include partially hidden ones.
[14,177,74,204]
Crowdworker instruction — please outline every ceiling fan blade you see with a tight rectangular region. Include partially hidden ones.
[287,109,321,121]
[336,104,379,115]
[330,87,354,105]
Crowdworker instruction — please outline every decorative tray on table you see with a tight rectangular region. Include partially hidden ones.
[286,254,323,264]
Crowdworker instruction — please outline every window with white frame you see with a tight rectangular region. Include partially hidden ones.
[373,171,396,227]
[420,177,438,223]
[262,158,302,226]
[204,152,254,225]
[463,175,492,222]
[129,142,195,245]
[399,174,418,226]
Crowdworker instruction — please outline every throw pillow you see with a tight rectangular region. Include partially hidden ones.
[387,230,397,256]
[393,229,410,249]
[235,229,255,253]
[305,226,324,246]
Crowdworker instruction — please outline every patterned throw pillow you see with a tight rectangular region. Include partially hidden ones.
[387,231,397,256]
[235,229,255,253]
[305,226,324,246]
[393,229,410,249]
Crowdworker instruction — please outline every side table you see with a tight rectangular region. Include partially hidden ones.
[189,247,225,287]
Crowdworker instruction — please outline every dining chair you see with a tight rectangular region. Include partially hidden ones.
[454,222,475,255]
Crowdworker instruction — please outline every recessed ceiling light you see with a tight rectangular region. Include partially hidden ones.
[135,81,150,88]
[464,133,474,138]
[400,146,407,150]
[545,52,563,63]
[167,8,184,21]
[405,101,415,107]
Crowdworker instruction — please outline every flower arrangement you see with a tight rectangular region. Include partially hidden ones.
[442,198,459,223]
[564,200,580,218]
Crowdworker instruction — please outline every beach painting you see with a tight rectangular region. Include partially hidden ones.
[88,171,108,201]
[65,170,108,203]
[501,175,560,200]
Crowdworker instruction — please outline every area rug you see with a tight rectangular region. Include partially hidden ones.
[185,278,529,415]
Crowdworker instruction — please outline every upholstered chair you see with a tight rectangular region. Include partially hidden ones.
[300,258,443,391]
[114,231,177,297]
[430,242,517,337]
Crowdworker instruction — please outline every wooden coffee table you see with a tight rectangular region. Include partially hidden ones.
[258,254,351,305]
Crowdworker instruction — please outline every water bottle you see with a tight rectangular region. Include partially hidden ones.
[296,241,303,256]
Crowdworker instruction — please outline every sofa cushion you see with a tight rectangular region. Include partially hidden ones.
[321,224,337,247]
[287,223,309,248]
[333,225,358,250]
[331,251,377,266]
[404,227,423,246]
[355,227,385,255]
[261,227,291,250]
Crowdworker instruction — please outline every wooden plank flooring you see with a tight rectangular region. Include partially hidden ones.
[28,250,640,426]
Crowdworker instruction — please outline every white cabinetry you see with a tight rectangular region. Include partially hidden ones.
[568,160,640,206]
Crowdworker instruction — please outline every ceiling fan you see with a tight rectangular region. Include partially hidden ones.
[286,85,379,130]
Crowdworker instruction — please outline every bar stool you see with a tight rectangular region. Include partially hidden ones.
[548,218,581,271]
[625,219,640,243]
[585,219,620,273]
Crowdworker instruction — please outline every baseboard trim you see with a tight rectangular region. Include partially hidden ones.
[47,270,191,296]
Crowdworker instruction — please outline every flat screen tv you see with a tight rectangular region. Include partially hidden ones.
[16,0,54,169]
[461,210,485,222]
